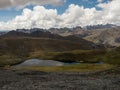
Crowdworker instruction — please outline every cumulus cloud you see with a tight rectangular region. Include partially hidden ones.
[0,0,120,30]
[0,0,65,9]
[97,0,103,3]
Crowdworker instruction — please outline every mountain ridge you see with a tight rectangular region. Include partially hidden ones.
[1,24,119,47]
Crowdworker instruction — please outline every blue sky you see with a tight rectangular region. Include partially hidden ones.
[0,0,107,22]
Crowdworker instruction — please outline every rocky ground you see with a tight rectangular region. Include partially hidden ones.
[0,68,120,90]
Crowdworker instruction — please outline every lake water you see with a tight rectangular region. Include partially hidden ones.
[14,59,64,67]
[14,59,103,67]
[14,59,81,67]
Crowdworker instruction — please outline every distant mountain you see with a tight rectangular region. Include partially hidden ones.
[83,24,116,30]
[1,29,61,39]
[48,24,117,36]
[13,24,116,37]
[30,30,62,39]
[2,30,29,37]
[48,26,83,36]
[83,27,120,47]
[1,28,101,51]
[1,28,87,42]
[16,27,83,36]
[0,31,8,36]
[47,25,120,47]
[16,28,46,33]
[2,24,120,47]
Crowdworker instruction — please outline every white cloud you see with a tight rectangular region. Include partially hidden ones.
[97,0,103,3]
[0,0,120,30]
[0,0,65,9]
[97,0,120,24]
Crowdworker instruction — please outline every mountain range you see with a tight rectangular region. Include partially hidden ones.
[48,25,120,47]
[0,24,120,66]
[0,24,119,47]
[0,29,100,58]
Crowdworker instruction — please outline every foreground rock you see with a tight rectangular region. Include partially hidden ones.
[0,68,120,90]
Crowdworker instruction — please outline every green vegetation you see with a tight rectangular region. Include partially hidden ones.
[0,54,22,67]
[0,37,99,66]
[29,50,106,63]
[0,37,120,68]
[103,47,120,65]
[0,37,94,55]
[13,64,113,72]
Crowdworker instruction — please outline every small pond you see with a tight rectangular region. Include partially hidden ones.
[14,59,65,67]
[13,59,103,67]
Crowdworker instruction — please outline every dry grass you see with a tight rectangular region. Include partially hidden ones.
[13,64,113,72]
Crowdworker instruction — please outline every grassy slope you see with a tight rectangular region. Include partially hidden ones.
[0,37,95,66]
[29,50,106,63]
[0,37,120,67]
[0,54,22,67]
[13,64,113,72]
[0,38,93,53]
[103,47,120,65]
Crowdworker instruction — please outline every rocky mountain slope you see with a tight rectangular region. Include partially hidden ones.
[0,31,7,36]
[83,27,120,47]
[83,24,116,30]
[48,26,120,47]
[2,24,120,47]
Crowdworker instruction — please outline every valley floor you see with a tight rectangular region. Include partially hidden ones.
[0,68,120,90]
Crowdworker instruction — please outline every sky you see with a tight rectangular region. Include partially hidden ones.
[0,0,120,30]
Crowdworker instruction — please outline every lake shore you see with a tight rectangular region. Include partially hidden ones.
[0,67,120,90]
